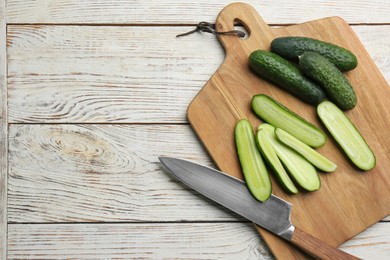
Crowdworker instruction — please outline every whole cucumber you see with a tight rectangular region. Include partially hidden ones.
[299,52,357,110]
[249,50,326,105]
[271,36,358,71]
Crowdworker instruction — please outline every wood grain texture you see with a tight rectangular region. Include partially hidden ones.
[5,0,390,24]
[7,124,389,259]
[7,25,223,123]
[340,222,390,259]
[187,3,390,259]
[4,1,390,259]
[7,25,390,123]
[8,124,240,223]
[7,223,272,260]
[0,0,7,258]
[7,222,390,260]
[290,227,359,260]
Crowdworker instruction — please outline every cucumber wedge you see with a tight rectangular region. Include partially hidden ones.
[235,119,272,202]
[317,101,376,171]
[275,128,337,172]
[258,124,320,191]
[256,128,299,194]
[252,94,327,148]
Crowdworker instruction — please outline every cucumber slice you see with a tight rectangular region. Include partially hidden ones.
[258,124,320,191]
[256,127,299,194]
[235,119,272,202]
[275,128,337,172]
[252,94,327,148]
[317,101,376,171]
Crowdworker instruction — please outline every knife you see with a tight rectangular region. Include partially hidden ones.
[159,156,360,260]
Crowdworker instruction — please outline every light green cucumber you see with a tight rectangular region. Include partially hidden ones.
[275,128,337,172]
[256,128,298,194]
[235,119,272,202]
[252,94,327,148]
[258,124,320,191]
[317,101,376,171]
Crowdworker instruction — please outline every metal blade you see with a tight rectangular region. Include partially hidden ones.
[159,157,295,240]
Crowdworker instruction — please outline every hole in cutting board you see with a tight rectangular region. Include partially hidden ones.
[234,19,250,40]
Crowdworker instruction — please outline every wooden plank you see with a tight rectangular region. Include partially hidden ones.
[340,222,390,259]
[7,124,389,259]
[7,222,390,259]
[7,25,390,123]
[8,124,242,223]
[6,0,390,24]
[0,0,7,258]
[7,223,272,259]
[7,25,223,123]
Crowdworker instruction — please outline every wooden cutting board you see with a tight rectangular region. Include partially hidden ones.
[187,2,390,259]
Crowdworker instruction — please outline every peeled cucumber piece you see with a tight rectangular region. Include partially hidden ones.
[275,128,337,172]
[317,101,376,171]
[257,124,320,191]
[235,119,272,202]
[256,127,299,194]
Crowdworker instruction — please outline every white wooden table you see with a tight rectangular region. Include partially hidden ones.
[1,1,389,259]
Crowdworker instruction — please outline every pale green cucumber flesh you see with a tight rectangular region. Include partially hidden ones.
[258,124,320,191]
[252,94,327,148]
[235,119,272,202]
[317,101,376,171]
[275,128,337,172]
[256,128,298,194]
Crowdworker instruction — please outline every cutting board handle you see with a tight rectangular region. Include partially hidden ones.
[215,2,275,55]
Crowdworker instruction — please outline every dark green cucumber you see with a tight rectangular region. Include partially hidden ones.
[271,36,358,71]
[317,101,376,171]
[252,94,327,148]
[249,50,326,105]
[275,128,337,173]
[299,52,357,111]
[257,124,320,192]
[256,126,299,194]
[235,119,272,202]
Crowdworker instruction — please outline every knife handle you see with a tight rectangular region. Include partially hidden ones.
[290,227,360,260]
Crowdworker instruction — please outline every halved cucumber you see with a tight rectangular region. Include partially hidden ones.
[317,101,376,171]
[252,94,327,148]
[235,119,272,202]
[275,128,337,172]
[257,124,320,191]
[256,127,299,194]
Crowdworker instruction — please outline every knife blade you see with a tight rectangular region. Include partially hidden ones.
[159,156,359,260]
